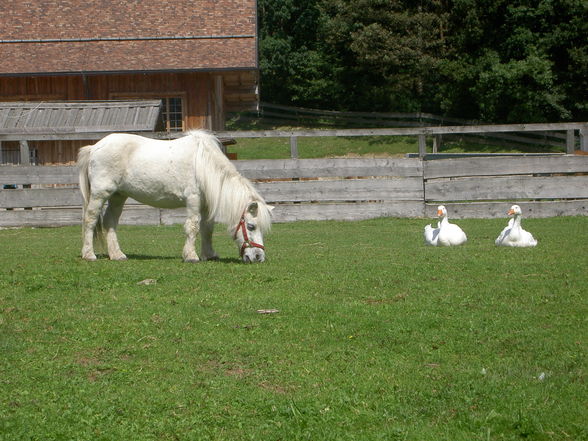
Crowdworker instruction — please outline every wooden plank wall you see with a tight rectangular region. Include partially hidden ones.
[1,156,588,228]
[0,71,256,163]
[423,156,588,218]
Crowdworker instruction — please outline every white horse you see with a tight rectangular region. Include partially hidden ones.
[77,130,272,263]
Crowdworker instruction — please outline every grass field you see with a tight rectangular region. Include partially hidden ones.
[228,136,564,160]
[0,217,586,440]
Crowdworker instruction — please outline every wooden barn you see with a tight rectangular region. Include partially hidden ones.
[0,0,258,164]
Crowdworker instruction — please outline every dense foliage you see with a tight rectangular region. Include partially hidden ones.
[258,0,587,123]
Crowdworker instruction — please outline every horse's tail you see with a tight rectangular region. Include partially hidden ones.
[77,145,105,245]
[77,145,92,214]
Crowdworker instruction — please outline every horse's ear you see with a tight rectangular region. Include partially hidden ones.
[267,205,275,212]
[247,201,259,216]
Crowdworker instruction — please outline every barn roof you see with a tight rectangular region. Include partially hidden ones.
[0,0,257,76]
[0,100,163,135]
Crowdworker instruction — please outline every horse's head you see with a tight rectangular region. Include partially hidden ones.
[233,201,272,263]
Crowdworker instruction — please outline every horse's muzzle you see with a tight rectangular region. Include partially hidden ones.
[243,249,265,263]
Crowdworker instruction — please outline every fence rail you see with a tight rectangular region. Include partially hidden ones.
[2,155,588,228]
[218,122,588,157]
[229,103,588,154]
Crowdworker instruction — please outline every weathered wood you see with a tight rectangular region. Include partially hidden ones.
[160,202,425,224]
[270,202,425,222]
[212,75,225,131]
[0,188,143,209]
[566,130,575,154]
[19,141,30,165]
[425,175,588,201]
[255,178,423,203]
[581,126,588,152]
[1,158,423,183]
[432,135,441,153]
[235,158,423,179]
[0,206,160,228]
[0,208,82,227]
[1,188,81,208]
[0,165,78,184]
[1,153,588,228]
[424,156,588,179]
[216,122,588,139]
[290,136,299,159]
[425,200,588,219]
[418,134,426,157]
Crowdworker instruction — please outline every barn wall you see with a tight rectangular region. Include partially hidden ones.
[0,72,215,128]
[0,71,254,163]
[85,72,211,129]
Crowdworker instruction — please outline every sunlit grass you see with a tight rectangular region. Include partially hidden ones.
[228,135,562,160]
[230,136,419,159]
[1,218,586,440]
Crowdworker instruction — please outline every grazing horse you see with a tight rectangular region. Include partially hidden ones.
[77,130,272,263]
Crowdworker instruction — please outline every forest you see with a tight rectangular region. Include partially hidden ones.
[257,0,587,123]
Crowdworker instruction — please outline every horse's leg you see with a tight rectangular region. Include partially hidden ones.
[182,198,201,263]
[81,195,106,261]
[103,194,128,261]
[200,217,219,261]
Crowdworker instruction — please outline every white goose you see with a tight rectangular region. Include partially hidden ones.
[424,205,467,246]
[495,204,538,247]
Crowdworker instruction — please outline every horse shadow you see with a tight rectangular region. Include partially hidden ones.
[123,254,241,264]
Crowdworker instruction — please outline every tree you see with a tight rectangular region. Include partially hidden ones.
[320,0,449,112]
[258,0,342,107]
[256,0,587,122]
[440,0,586,122]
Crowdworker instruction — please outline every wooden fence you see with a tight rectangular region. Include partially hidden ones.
[231,103,588,152]
[1,155,587,228]
[217,122,588,157]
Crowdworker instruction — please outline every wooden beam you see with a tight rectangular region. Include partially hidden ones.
[418,135,426,157]
[216,122,588,139]
[19,140,30,165]
[212,75,225,131]
[290,136,299,159]
[566,130,575,154]
[581,125,588,152]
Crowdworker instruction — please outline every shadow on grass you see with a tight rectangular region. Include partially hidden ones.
[123,254,243,264]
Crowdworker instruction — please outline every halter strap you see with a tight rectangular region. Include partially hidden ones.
[233,212,265,257]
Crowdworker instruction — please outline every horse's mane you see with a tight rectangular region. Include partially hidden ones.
[188,130,271,233]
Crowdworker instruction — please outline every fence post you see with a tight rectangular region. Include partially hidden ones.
[418,135,426,157]
[290,136,299,159]
[566,130,575,154]
[19,140,30,165]
[581,126,588,152]
[432,135,442,153]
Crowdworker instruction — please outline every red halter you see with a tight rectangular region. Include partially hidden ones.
[233,213,265,257]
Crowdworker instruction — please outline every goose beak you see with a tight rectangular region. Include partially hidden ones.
[437,210,443,216]
[508,209,514,215]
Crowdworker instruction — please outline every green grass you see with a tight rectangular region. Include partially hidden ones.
[230,136,419,160]
[1,218,586,440]
[228,136,563,160]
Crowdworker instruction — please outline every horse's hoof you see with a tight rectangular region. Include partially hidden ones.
[203,255,220,261]
[110,255,128,261]
[183,258,200,263]
[82,255,97,261]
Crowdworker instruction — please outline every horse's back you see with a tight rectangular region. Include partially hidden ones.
[85,134,196,208]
